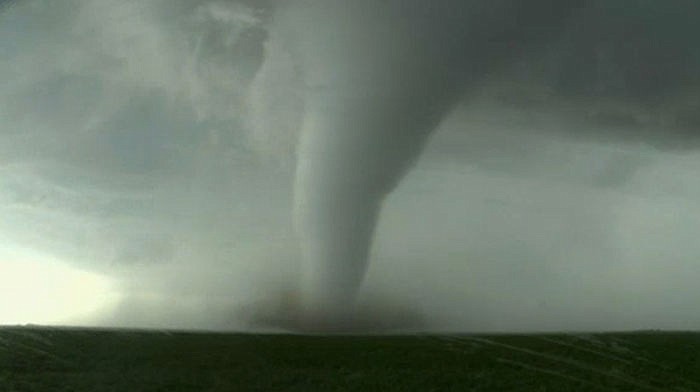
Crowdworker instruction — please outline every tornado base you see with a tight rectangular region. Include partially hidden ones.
[242,289,426,334]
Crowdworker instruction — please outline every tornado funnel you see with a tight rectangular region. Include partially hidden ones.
[274,0,585,327]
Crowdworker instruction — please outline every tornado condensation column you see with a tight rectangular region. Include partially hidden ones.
[280,1,466,324]
[275,0,586,325]
[294,91,454,323]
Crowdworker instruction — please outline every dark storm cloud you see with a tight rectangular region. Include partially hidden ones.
[486,0,700,148]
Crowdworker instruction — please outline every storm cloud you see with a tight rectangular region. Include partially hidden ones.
[1,0,699,332]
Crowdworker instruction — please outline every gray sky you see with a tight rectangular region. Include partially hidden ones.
[1,0,699,332]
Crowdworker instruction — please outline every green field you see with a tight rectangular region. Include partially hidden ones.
[1,326,699,391]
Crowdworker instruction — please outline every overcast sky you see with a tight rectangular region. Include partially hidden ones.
[1,0,700,332]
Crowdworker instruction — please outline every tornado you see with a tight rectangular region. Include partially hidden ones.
[270,0,586,328]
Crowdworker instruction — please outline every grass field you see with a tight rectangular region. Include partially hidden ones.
[1,326,699,391]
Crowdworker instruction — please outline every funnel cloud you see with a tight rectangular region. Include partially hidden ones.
[263,0,585,326]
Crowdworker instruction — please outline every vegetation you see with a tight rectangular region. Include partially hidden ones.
[1,326,699,391]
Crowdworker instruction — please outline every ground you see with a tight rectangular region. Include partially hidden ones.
[2,326,700,391]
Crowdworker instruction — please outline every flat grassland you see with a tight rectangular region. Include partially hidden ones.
[2,326,699,391]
